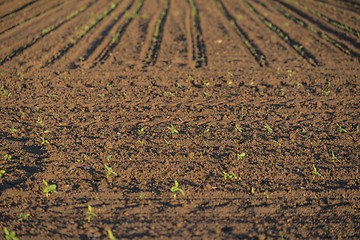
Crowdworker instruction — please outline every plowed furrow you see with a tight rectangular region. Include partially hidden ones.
[276,0,360,50]
[0,1,64,36]
[143,0,170,66]
[188,0,207,67]
[0,0,38,22]
[274,5,359,59]
[284,0,360,38]
[245,0,318,66]
[95,0,144,65]
[0,0,96,66]
[79,1,135,63]
[46,0,123,65]
[215,0,267,67]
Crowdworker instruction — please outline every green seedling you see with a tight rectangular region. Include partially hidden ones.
[235,125,243,133]
[312,165,323,179]
[3,227,18,240]
[138,128,145,135]
[203,92,211,97]
[271,139,281,147]
[0,170,5,178]
[139,193,146,199]
[227,80,233,88]
[85,205,97,222]
[237,153,246,160]
[167,124,179,135]
[105,165,118,179]
[40,136,49,145]
[164,138,170,145]
[17,213,30,221]
[204,128,210,133]
[4,154,12,161]
[175,82,183,89]
[336,124,347,133]
[8,128,18,135]
[223,171,237,180]
[43,179,57,197]
[170,180,185,199]
[264,124,273,134]
[331,151,338,162]
[264,190,271,199]
[107,229,117,240]
[36,116,43,126]
[1,86,11,98]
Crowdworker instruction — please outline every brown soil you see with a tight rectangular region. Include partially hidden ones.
[0,0,359,239]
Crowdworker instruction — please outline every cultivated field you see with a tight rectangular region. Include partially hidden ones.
[0,0,359,239]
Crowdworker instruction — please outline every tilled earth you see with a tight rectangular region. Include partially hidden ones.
[0,0,359,239]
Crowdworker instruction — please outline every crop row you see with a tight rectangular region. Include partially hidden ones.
[95,0,144,65]
[0,0,97,66]
[0,0,38,21]
[245,0,318,66]
[215,0,267,67]
[0,1,64,36]
[289,0,360,38]
[275,5,359,59]
[46,0,123,65]
[144,0,170,65]
[189,0,207,67]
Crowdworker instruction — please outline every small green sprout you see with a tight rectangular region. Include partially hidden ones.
[85,205,97,222]
[264,124,273,134]
[227,80,233,88]
[170,180,185,199]
[17,213,30,221]
[264,190,271,199]
[139,193,146,199]
[43,179,57,197]
[235,125,243,133]
[164,138,170,144]
[3,227,18,240]
[36,116,43,126]
[4,154,12,161]
[204,128,210,133]
[0,170,5,178]
[107,229,117,240]
[167,124,179,135]
[40,136,49,145]
[312,165,323,179]
[203,92,211,97]
[223,171,237,180]
[237,153,246,160]
[8,128,18,135]
[331,151,338,162]
[175,82,183,89]
[105,165,118,179]
[336,124,347,133]
[138,128,145,135]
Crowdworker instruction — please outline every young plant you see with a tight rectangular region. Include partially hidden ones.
[137,128,145,135]
[235,125,243,133]
[0,170,5,178]
[223,171,237,180]
[336,124,347,133]
[237,153,246,160]
[107,229,117,240]
[43,179,57,197]
[3,227,18,240]
[3,154,12,161]
[36,116,43,126]
[40,136,49,145]
[331,151,338,162]
[170,180,185,199]
[264,190,271,199]
[312,165,323,179]
[17,213,30,221]
[105,165,118,179]
[167,124,179,135]
[264,124,273,134]
[85,205,97,222]
[8,128,18,135]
